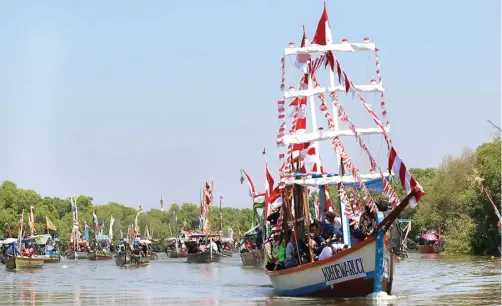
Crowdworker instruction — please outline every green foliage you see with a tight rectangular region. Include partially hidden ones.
[406,138,501,255]
[0,184,256,247]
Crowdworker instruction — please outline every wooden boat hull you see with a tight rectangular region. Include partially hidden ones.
[417,244,443,253]
[115,253,150,267]
[43,257,60,264]
[266,227,394,298]
[222,249,233,257]
[44,252,60,263]
[168,249,188,258]
[67,251,88,260]
[240,249,264,268]
[88,250,113,260]
[6,256,45,270]
[187,251,221,263]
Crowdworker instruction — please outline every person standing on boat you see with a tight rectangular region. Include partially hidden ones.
[255,227,263,249]
[6,241,21,257]
[207,239,218,254]
[285,230,298,268]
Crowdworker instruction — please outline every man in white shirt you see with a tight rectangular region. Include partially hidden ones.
[318,245,333,261]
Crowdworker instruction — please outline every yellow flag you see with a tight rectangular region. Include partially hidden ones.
[46,216,57,231]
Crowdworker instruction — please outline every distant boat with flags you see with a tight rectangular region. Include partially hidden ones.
[115,205,151,267]
[186,181,222,263]
[5,209,45,270]
[264,3,424,298]
[67,193,89,260]
[238,168,266,267]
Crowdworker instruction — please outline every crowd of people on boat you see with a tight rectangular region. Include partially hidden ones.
[263,199,399,271]
[67,240,116,256]
[185,237,233,255]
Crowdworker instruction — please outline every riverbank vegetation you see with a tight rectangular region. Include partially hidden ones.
[0,138,499,255]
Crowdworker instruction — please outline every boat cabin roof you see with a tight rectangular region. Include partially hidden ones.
[134,238,152,244]
[0,238,17,245]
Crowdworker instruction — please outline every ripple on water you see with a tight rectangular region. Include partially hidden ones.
[0,253,499,305]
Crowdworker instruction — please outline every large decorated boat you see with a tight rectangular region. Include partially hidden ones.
[264,3,424,298]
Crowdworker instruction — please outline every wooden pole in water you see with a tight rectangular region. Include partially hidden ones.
[302,186,314,263]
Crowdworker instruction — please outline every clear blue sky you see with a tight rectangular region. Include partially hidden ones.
[0,1,499,210]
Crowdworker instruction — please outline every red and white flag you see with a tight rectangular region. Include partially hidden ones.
[295,26,311,70]
[311,5,333,46]
[388,146,424,207]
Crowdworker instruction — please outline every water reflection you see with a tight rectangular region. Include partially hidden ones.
[0,254,498,305]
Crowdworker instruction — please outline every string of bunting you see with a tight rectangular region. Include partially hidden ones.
[277,100,286,146]
[332,93,400,207]
[374,47,390,127]
[309,72,377,212]
[329,53,424,203]
[280,57,285,91]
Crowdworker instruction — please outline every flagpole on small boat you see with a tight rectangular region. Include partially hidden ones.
[283,188,302,265]
[302,187,314,263]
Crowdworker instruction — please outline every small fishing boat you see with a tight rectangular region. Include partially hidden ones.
[238,227,265,268]
[186,182,222,263]
[5,211,45,270]
[240,249,264,268]
[187,250,221,263]
[166,237,189,258]
[132,238,157,259]
[114,246,150,267]
[5,254,44,271]
[168,249,189,258]
[186,234,221,263]
[43,253,60,263]
[88,249,113,260]
[238,169,267,268]
[220,230,235,258]
[67,251,88,260]
[416,229,443,254]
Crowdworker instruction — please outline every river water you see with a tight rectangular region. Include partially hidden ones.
[0,253,499,306]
